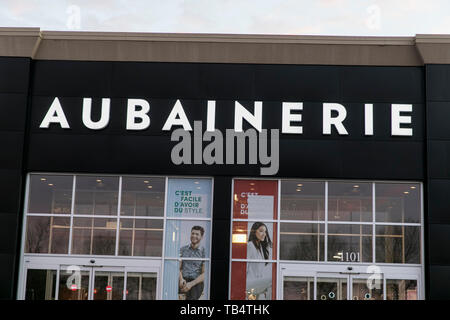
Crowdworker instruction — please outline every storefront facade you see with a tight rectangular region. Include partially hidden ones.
[0,28,449,300]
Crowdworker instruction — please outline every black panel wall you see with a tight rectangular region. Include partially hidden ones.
[425,64,450,299]
[0,57,30,299]
[22,61,426,299]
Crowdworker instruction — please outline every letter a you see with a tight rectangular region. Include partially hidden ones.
[40,97,70,128]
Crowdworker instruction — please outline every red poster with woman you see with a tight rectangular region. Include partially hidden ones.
[230,179,278,300]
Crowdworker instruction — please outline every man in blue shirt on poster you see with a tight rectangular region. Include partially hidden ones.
[179,226,206,300]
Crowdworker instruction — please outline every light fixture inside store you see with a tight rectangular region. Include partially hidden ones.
[410,186,416,189]
[404,191,409,194]
[96,179,102,183]
[48,183,53,186]
[296,188,302,192]
[147,185,152,189]
[297,184,303,187]
[144,180,149,184]
[40,178,46,181]
[232,234,247,243]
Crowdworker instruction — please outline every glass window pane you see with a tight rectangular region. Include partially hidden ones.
[230,261,275,300]
[233,179,278,220]
[74,176,119,215]
[283,277,314,300]
[317,277,347,300]
[121,177,165,217]
[281,181,325,220]
[49,217,70,254]
[166,178,213,218]
[328,182,372,222]
[327,224,372,262]
[126,273,157,300]
[93,272,124,300]
[231,221,276,260]
[28,175,73,214]
[280,223,324,261]
[58,268,90,300]
[25,216,50,253]
[352,277,383,300]
[92,219,117,255]
[386,279,418,300]
[72,218,117,255]
[163,260,209,300]
[376,183,421,223]
[119,219,163,257]
[376,226,421,264]
[25,269,57,300]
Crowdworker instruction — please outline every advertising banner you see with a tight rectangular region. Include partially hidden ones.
[230,179,278,300]
[163,178,212,300]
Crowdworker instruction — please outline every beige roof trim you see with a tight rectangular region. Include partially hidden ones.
[2,27,450,65]
[0,27,41,57]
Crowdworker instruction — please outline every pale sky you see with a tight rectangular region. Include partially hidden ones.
[0,0,448,36]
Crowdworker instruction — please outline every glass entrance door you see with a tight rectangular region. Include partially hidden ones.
[316,273,348,300]
[21,258,160,300]
[280,264,422,300]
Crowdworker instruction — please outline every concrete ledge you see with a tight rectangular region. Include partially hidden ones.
[4,27,450,65]
[0,28,40,58]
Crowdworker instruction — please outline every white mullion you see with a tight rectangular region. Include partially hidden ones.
[123,270,128,300]
[55,268,60,300]
[276,179,281,300]
[159,177,168,300]
[372,182,376,264]
[228,179,235,300]
[277,219,326,224]
[324,181,328,262]
[68,175,76,255]
[115,176,122,256]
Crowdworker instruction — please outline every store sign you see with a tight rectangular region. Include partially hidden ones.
[39,98,415,136]
[37,98,416,176]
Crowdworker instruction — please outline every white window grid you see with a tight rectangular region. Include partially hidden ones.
[228,178,424,299]
[21,173,214,300]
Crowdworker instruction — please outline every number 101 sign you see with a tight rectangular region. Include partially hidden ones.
[336,252,360,262]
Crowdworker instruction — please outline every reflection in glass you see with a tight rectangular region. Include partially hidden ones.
[376,183,421,223]
[25,269,56,300]
[327,224,372,262]
[283,277,313,300]
[126,273,157,300]
[328,182,372,222]
[28,175,73,214]
[280,181,325,221]
[71,218,117,255]
[25,217,70,254]
[280,223,324,261]
[119,219,163,256]
[74,176,119,215]
[376,226,420,264]
[352,278,383,300]
[316,277,347,300]
[386,279,418,300]
[121,177,165,216]
[58,270,90,300]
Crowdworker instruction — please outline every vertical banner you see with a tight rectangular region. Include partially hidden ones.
[163,178,212,300]
[231,179,278,300]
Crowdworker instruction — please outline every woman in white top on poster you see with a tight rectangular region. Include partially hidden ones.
[246,222,273,300]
